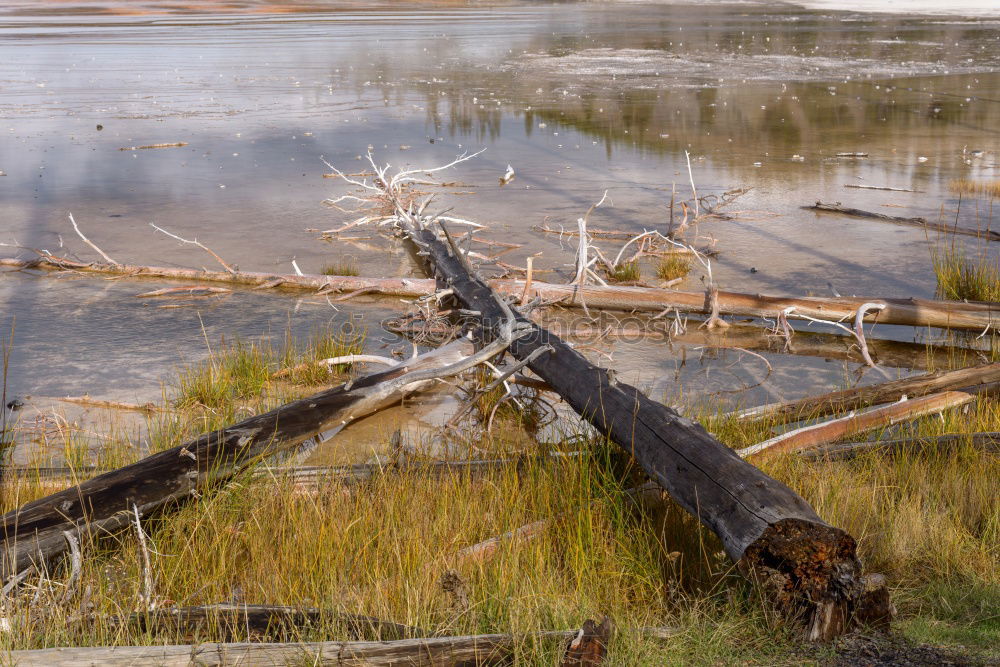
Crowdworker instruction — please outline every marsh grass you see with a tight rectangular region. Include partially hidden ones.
[2,342,999,661]
[656,255,692,282]
[321,260,360,277]
[949,178,1000,200]
[174,328,364,410]
[606,260,641,284]
[931,246,1000,302]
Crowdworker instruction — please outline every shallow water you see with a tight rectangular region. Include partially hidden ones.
[1,1,998,458]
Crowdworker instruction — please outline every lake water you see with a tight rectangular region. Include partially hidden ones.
[1,0,998,458]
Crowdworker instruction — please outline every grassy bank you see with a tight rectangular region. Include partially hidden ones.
[2,331,998,664]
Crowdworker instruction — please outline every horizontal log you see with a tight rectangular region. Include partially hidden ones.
[4,256,996,331]
[736,362,1000,422]
[0,341,471,580]
[738,392,976,459]
[804,201,1000,242]
[4,626,680,666]
[799,432,1000,462]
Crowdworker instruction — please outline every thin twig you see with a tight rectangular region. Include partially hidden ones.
[68,214,118,265]
[149,224,236,274]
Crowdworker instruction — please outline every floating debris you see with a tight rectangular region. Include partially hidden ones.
[118,142,188,151]
[499,164,515,186]
[836,152,868,158]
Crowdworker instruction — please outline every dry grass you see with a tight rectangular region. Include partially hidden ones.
[949,178,1000,199]
[656,255,692,282]
[931,246,1000,303]
[606,260,641,283]
[2,336,998,662]
[322,260,360,277]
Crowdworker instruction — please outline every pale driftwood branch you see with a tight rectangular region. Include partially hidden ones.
[272,355,398,379]
[149,224,236,274]
[68,214,118,265]
[737,391,975,459]
[3,256,996,332]
[734,362,1000,422]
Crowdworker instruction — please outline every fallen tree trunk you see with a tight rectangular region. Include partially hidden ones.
[105,604,425,642]
[0,341,471,580]
[804,201,1000,242]
[5,626,679,666]
[799,431,1000,462]
[736,362,1000,422]
[4,256,997,332]
[737,391,975,459]
[402,221,889,640]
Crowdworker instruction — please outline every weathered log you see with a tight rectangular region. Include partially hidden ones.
[401,221,888,640]
[737,392,975,459]
[4,256,997,332]
[804,201,1000,242]
[799,432,1000,462]
[0,341,471,580]
[5,626,680,666]
[3,632,569,666]
[736,362,1000,422]
[105,604,425,642]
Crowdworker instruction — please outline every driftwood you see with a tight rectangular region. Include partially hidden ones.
[799,432,1000,462]
[805,201,1000,242]
[400,221,888,640]
[0,341,474,580]
[4,255,997,332]
[104,604,425,642]
[736,362,1000,422]
[738,392,975,459]
[6,626,679,666]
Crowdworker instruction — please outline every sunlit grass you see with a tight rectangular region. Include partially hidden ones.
[949,178,1000,199]
[931,246,1000,302]
[656,254,692,282]
[321,260,360,277]
[606,260,641,283]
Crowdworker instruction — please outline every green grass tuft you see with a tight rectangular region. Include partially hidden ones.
[606,260,641,283]
[931,247,1000,302]
[322,260,360,277]
[656,254,692,282]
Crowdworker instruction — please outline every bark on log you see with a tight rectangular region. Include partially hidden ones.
[401,222,888,640]
[804,201,1000,242]
[736,362,1000,422]
[0,341,470,580]
[4,256,997,332]
[4,627,680,666]
[737,392,975,459]
[799,432,1000,462]
[105,604,425,642]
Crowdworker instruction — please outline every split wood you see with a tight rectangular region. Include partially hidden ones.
[799,431,1000,462]
[738,391,975,459]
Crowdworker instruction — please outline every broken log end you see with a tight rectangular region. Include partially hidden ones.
[739,518,890,641]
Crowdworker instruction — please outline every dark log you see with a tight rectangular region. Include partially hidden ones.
[0,342,469,581]
[799,432,1000,462]
[804,201,1000,242]
[104,604,425,642]
[737,362,1000,422]
[401,221,886,641]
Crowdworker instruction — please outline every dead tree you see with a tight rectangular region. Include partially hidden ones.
[0,341,475,581]
[399,218,888,640]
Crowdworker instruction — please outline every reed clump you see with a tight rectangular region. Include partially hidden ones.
[931,246,1000,302]
[948,178,1000,199]
[322,260,360,277]
[606,260,641,283]
[656,255,692,281]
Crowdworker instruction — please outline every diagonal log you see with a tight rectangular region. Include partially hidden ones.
[0,340,472,581]
[398,220,888,641]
